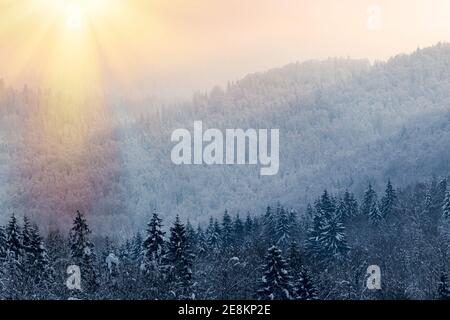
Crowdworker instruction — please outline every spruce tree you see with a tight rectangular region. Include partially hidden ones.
[257,246,293,300]
[343,190,358,220]
[438,272,450,300]
[442,191,450,220]
[233,214,245,244]
[4,214,24,299]
[245,213,254,235]
[141,209,165,273]
[221,210,234,250]
[206,217,221,253]
[0,226,6,261]
[381,180,397,218]
[369,202,383,224]
[295,267,318,300]
[276,207,291,249]
[319,211,350,260]
[263,206,276,244]
[69,210,98,294]
[164,215,194,299]
[28,224,53,296]
[362,184,377,217]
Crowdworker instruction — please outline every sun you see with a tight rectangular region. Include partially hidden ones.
[66,4,83,30]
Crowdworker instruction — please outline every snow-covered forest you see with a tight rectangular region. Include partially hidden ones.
[0,43,450,299]
[1,177,450,300]
[1,44,450,234]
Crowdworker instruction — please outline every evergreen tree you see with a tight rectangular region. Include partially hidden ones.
[319,212,350,260]
[362,184,377,217]
[369,202,383,224]
[245,213,253,235]
[257,246,293,300]
[317,190,335,219]
[69,210,98,294]
[263,206,276,244]
[141,210,165,273]
[4,214,24,299]
[438,272,450,300]
[295,267,318,300]
[233,214,245,244]
[206,217,221,253]
[6,214,22,260]
[164,215,194,299]
[287,241,303,273]
[221,210,234,250]
[28,224,53,296]
[442,191,450,220]
[381,180,397,218]
[343,190,358,220]
[276,207,291,249]
[131,232,143,262]
[0,226,6,261]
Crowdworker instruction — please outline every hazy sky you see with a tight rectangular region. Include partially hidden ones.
[1,0,450,100]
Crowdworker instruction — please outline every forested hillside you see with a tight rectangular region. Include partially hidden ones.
[0,43,450,233]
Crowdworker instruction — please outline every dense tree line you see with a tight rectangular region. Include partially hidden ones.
[1,177,450,300]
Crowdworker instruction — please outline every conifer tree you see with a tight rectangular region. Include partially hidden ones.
[369,202,383,224]
[276,207,291,249]
[164,215,194,299]
[233,214,245,244]
[141,210,165,273]
[69,210,98,294]
[362,184,377,217]
[295,267,318,300]
[0,226,6,261]
[319,212,350,260]
[343,190,358,220]
[438,272,450,300]
[381,180,397,218]
[221,210,234,250]
[442,191,450,220]
[263,206,276,244]
[4,214,24,299]
[257,246,293,300]
[245,213,254,235]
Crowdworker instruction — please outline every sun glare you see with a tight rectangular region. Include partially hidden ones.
[66,4,82,30]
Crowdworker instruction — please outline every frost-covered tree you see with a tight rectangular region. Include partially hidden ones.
[369,202,383,224]
[164,215,194,299]
[276,207,291,249]
[381,180,397,218]
[362,184,377,217]
[141,210,165,273]
[28,224,53,297]
[69,210,98,294]
[206,217,221,253]
[295,267,318,300]
[257,246,293,300]
[442,191,450,220]
[263,206,276,244]
[233,214,245,244]
[438,273,450,300]
[0,226,6,261]
[221,210,234,250]
[343,190,359,221]
[3,215,24,299]
[319,212,350,260]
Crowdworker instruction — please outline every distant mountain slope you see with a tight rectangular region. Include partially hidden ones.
[0,43,449,234]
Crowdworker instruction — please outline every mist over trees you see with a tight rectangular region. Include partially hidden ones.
[1,43,450,232]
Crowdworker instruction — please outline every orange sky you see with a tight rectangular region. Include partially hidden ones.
[0,0,449,100]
